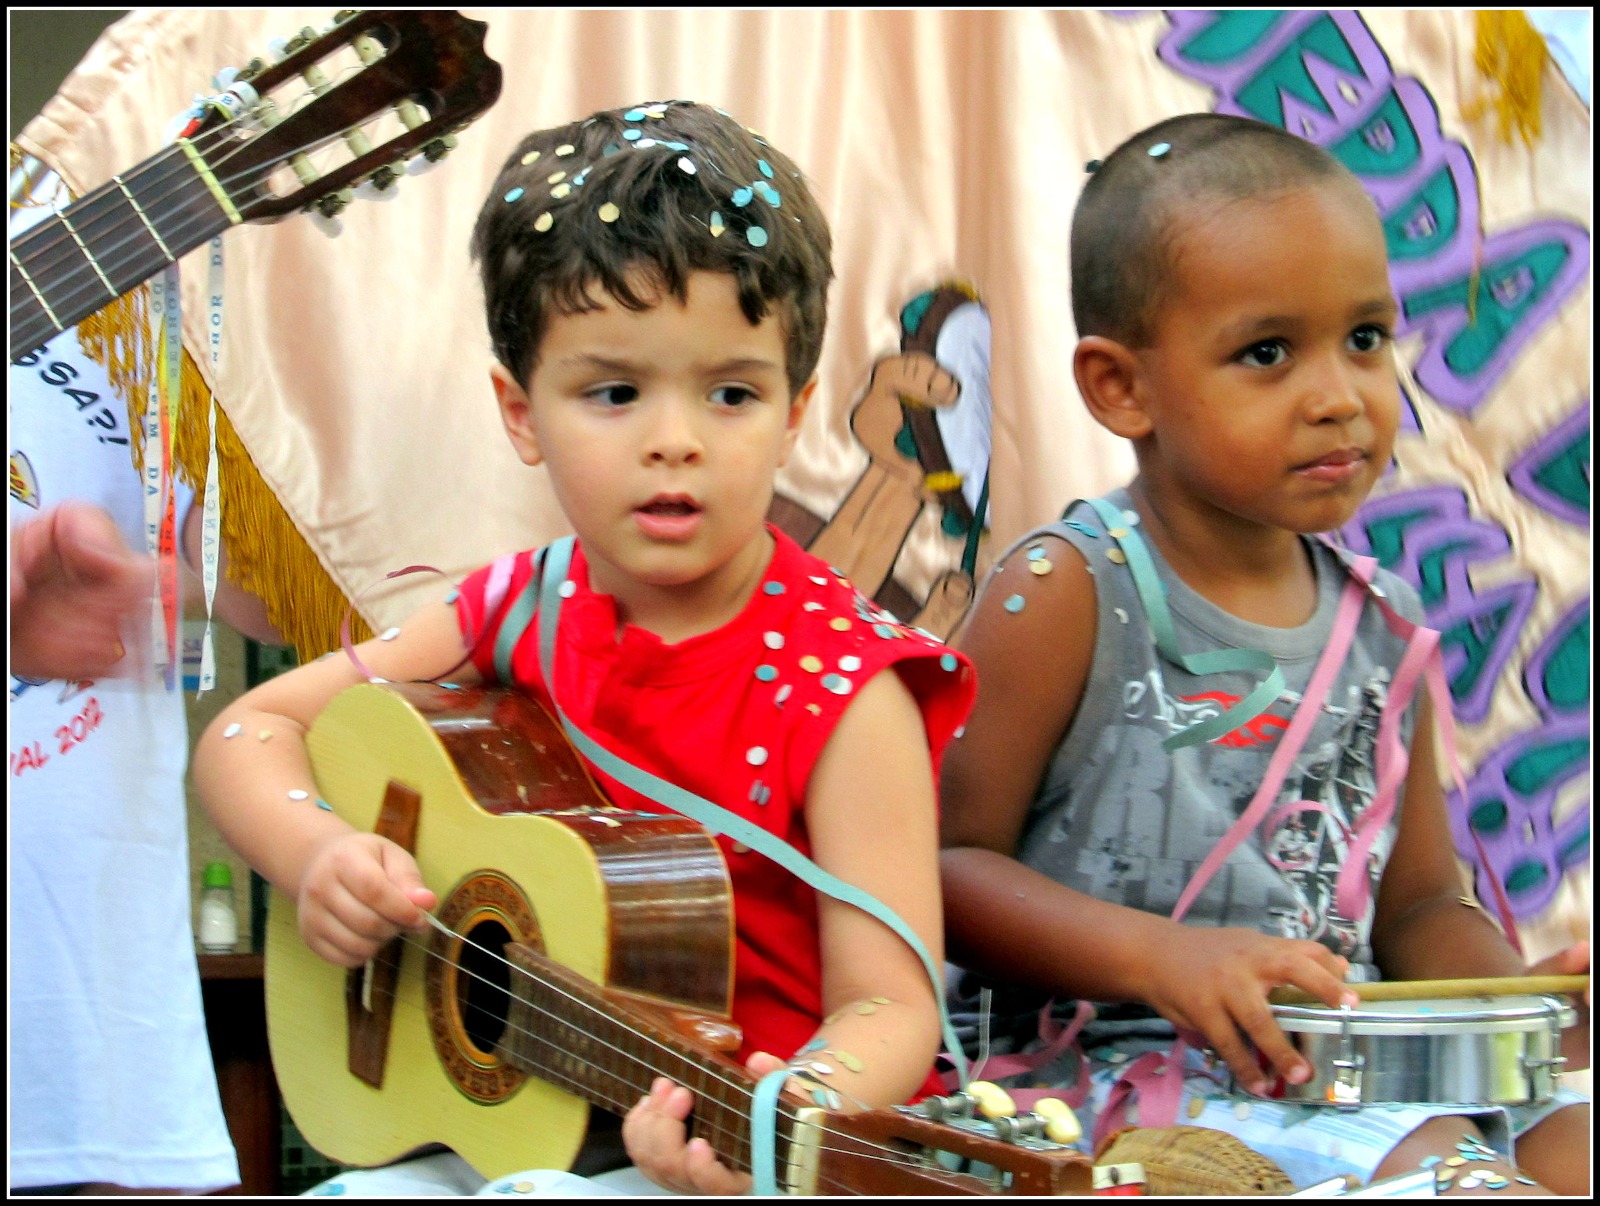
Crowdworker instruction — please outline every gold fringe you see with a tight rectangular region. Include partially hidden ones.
[1463,10,1548,146]
[77,291,372,661]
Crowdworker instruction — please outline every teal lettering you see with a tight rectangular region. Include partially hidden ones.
[1505,737,1588,796]
[1329,88,1422,177]
[1539,617,1589,714]
[1441,597,1517,707]
[1381,161,1462,262]
[1403,241,1572,379]
[1531,426,1590,514]
[1176,10,1290,64]
[1236,14,1362,128]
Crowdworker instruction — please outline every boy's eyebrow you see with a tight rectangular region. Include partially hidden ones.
[553,353,785,375]
[1219,298,1399,343]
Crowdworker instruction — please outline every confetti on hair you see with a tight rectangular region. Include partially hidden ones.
[556,143,575,156]
[547,171,567,184]
[623,128,642,141]
[503,187,524,204]
[678,157,697,175]
[709,211,726,237]
[732,187,753,207]
[1148,141,1172,158]
[747,225,768,247]
[534,212,553,232]
[551,183,572,199]
[520,150,541,166]
[758,159,774,178]
[598,202,621,223]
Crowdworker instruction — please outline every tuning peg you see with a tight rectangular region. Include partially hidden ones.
[1031,1097,1082,1144]
[353,176,400,203]
[966,1080,1018,1119]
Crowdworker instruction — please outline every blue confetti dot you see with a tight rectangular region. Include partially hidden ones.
[445,589,460,603]
[940,653,959,672]
[1004,594,1026,614]
[763,582,785,595]
[623,128,643,141]
[758,159,774,178]
[755,665,778,682]
[755,182,781,208]
[316,798,334,811]
[1027,546,1047,560]
[503,187,524,203]
[746,225,769,248]
[665,141,689,151]
[625,109,646,121]
[732,187,754,207]
[1148,141,1172,157]
[602,143,620,156]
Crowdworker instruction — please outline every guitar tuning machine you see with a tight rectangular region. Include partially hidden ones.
[314,188,354,220]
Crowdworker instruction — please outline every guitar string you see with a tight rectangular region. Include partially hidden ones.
[10,121,358,347]
[299,923,1000,1191]
[383,923,948,1186]
[12,98,408,337]
[11,108,389,329]
[317,933,960,1195]
[9,55,368,266]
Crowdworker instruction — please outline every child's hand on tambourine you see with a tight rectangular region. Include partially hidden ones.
[1529,940,1590,1072]
[296,831,437,967]
[1139,925,1358,1095]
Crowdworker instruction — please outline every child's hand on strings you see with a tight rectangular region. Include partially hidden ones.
[622,1052,790,1194]
[296,832,437,967]
[1140,925,1357,1094]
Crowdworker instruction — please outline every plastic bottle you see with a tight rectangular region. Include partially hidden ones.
[198,861,239,954]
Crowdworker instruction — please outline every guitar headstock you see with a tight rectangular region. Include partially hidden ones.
[793,1101,1094,1195]
[191,9,502,223]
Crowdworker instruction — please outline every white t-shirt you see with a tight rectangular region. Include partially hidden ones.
[8,168,240,1192]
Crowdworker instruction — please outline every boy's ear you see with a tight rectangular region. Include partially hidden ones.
[1073,336,1152,441]
[778,376,817,466]
[491,363,543,467]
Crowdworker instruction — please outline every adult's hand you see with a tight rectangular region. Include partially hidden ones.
[10,501,154,680]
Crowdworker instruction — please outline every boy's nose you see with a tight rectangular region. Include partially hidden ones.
[1305,357,1366,424]
[644,399,704,465]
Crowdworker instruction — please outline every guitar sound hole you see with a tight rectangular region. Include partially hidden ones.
[459,919,514,1057]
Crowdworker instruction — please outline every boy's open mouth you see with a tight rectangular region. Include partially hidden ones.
[637,496,702,516]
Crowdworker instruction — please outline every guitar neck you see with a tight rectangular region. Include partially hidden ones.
[10,140,235,356]
[499,942,786,1177]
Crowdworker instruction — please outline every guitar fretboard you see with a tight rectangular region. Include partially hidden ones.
[9,142,235,356]
[499,943,792,1177]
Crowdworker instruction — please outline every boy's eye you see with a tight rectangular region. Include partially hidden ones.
[586,384,638,406]
[1238,340,1288,369]
[1347,324,1391,354]
[710,385,758,408]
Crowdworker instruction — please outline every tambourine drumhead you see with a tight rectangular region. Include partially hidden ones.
[1272,994,1577,1037]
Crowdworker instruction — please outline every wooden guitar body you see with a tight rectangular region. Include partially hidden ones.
[267,680,1093,1193]
[265,680,734,1178]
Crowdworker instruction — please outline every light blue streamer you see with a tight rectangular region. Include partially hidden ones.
[527,537,967,1193]
[1079,497,1287,751]
[749,1067,793,1196]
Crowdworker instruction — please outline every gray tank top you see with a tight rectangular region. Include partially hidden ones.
[952,488,1428,1052]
